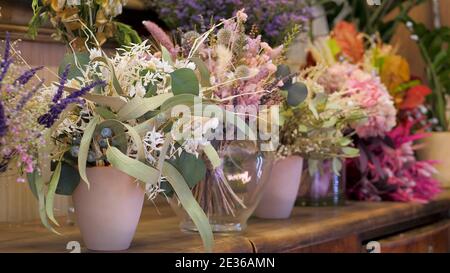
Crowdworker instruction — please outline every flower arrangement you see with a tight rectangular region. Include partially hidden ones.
[277,65,365,175]
[306,21,441,202]
[28,0,141,50]
[0,34,53,179]
[149,0,314,45]
[144,10,290,228]
[31,38,229,251]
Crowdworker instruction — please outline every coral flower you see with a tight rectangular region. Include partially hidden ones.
[332,21,365,63]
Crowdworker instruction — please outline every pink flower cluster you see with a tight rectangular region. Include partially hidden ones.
[198,13,282,106]
[320,63,397,138]
[346,120,441,202]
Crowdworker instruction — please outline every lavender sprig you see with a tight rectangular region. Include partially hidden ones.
[0,100,7,137]
[14,65,43,86]
[38,80,106,128]
[0,32,12,85]
[53,64,70,104]
[63,80,105,101]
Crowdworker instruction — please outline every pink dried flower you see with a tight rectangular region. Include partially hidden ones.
[143,20,177,58]
[321,63,396,138]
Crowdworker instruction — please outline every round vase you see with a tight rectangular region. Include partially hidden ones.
[170,141,274,233]
[72,167,145,251]
[253,156,304,219]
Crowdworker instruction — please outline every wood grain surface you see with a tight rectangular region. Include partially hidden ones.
[0,191,449,253]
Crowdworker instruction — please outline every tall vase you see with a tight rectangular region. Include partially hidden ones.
[72,167,145,251]
[297,159,346,206]
[253,156,304,219]
[170,141,274,233]
[417,132,450,188]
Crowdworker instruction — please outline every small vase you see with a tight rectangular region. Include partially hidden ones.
[417,132,450,188]
[253,156,304,219]
[72,167,145,251]
[170,141,274,233]
[297,160,346,206]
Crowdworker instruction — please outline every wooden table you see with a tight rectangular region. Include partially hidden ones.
[1,191,449,253]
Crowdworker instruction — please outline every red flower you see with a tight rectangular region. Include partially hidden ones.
[400,85,432,110]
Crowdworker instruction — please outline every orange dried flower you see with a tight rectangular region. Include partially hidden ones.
[332,21,364,63]
[380,55,410,93]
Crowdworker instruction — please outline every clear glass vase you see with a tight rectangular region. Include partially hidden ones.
[297,159,346,206]
[169,141,274,233]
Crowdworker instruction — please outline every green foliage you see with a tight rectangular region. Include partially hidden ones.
[163,151,207,196]
[170,68,200,95]
[58,53,90,80]
[403,18,450,130]
[115,22,142,47]
[286,82,309,107]
[55,162,81,196]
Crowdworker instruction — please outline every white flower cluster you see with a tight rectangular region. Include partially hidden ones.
[85,41,196,98]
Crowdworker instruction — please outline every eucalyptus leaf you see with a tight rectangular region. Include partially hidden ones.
[117,93,173,121]
[161,46,173,65]
[160,94,197,112]
[95,106,117,119]
[162,162,214,252]
[121,123,145,161]
[169,151,206,189]
[78,116,100,188]
[27,171,39,199]
[34,171,60,234]
[106,146,159,185]
[342,147,360,157]
[55,162,80,195]
[46,161,62,226]
[170,68,200,95]
[58,52,90,80]
[276,64,292,89]
[191,57,211,87]
[84,93,127,112]
[203,143,221,169]
[286,82,308,107]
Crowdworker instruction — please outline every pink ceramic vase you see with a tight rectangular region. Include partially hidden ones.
[253,156,304,219]
[72,167,145,251]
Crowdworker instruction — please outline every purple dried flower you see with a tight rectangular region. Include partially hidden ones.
[38,80,105,128]
[0,100,7,137]
[38,98,83,128]
[14,66,43,86]
[63,80,105,101]
[150,0,314,45]
[52,64,70,104]
[0,32,12,85]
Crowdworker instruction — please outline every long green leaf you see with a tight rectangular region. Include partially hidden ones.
[106,146,159,184]
[36,171,60,235]
[78,116,100,188]
[162,162,214,252]
[122,123,145,161]
[161,46,173,65]
[117,93,173,121]
[46,161,62,226]
[203,143,221,169]
[84,93,127,112]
